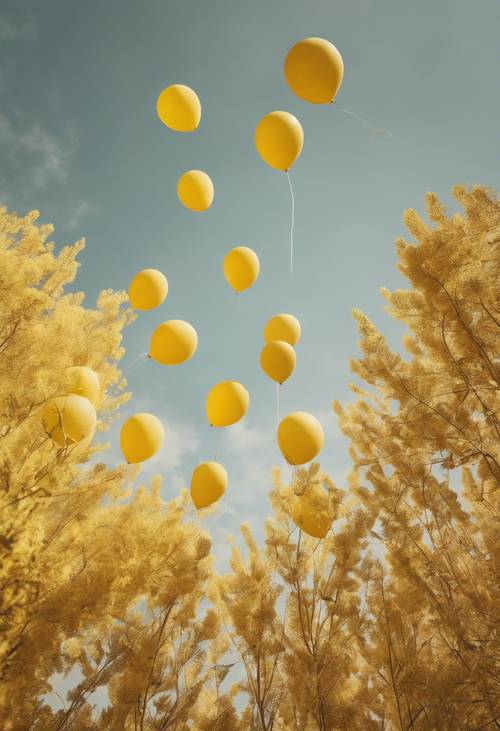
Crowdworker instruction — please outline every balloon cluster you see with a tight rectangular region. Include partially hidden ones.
[41,39,344,536]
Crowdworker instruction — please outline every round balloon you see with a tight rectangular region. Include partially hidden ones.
[254,111,303,171]
[156,84,201,132]
[284,37,344,104]
[128,269,168,311]
[206,381,249,427]
[291,483,331,538]
[120,413,164,464]
[149,320,198,365]
[223,246,260,293]
[42,394,97,447]
[263,314,301,346]
[65,366,100,404]
[177,170,214,211]
[260,340,296,384]
[277,411,324,465]
[191,461,228,509]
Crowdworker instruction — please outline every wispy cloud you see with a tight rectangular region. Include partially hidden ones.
[221,419,278,545]
[148,416,200,490]
[67,201,92,230]
[0,15,35,41]
[0,112,74,203]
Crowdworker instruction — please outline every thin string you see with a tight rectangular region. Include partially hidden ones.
[286,170,295,277]
[276,383,280,428]
[206,502,230,528]
[122,352,147,376]
[336,104,393,138]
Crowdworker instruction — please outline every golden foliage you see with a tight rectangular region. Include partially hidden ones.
[0,186,498,729]
[335,185,500,729]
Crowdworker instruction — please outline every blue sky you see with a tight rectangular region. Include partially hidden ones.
[1,0,499,555]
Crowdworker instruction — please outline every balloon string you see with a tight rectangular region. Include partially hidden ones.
[276,383,280,428]
[122,353,147,376]
[286,170,295,278]
[337,105,393,138]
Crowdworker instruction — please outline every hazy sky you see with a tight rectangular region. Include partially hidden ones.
[1,0,499,552]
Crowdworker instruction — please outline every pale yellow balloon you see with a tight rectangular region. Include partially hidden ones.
[149,320,198,366]
[65,366,100,404]
[120,413,164,464]
[206,381,249,427]
[263,314,301,346]
[260,340,296,384]
[255,111,304,171]
[191,461,228,509]
[156,84,201,132]
[128,269,168,311]
[223,246,260,293]
[291,483,331,538]
[277,411,324,465]
[284,37,344,104]
[177,170,214,211]
[42,394,97,448]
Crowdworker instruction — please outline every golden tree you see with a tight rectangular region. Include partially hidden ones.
[266,465,375,731]
[0,208,216,730]
[212,465,376,730]
[0,206,130,683]
[210,522,286,730]
[334,185,500,729]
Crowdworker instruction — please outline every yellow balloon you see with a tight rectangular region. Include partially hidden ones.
[264,314,301,346]
[284,37,344,104]
[156,84,201,132]
[206,381,249,427]
[120,413,164,464]
[128,269,168,311]
[65,366,100,404]
[254,111,304,171]
[291,483,331,538]
[191,461,228,509]
[177,170,214,211]
[223,246,260,293]
[42,394,97,447]
[149,320,198,366]
[277,411,324,465]
[260,340,296,384]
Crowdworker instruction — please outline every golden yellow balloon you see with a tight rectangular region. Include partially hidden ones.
[156,84,201,132]
[284,37,344,104]
[42,394,97,448]
[191,461,228,509]
[206,381,249,427]
[65,366,100,404]
[177,170,214,211]
[120,413,164,464]
[277,411,324,465]
[149,320,198,366]
[263,313,301,346]
[128,269,168,311]
[254,111,304,171]
[223,246,260,293]
[291,483,331,538]
[260,340,296,384]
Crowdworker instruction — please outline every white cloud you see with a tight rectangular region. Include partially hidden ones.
[122,411,201,494]
[0,112,74,200]
[67,201,92,230]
